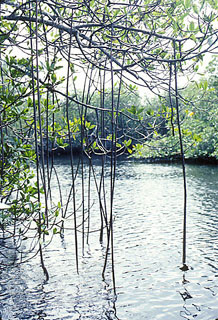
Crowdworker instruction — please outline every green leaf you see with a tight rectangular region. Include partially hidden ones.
[189,21,195,31]
[190,34,197,42]
[193,4,199,14]
[51,73,57,83]
[185,0,191,8]
[128,105,137,115]
[124,139,132,147]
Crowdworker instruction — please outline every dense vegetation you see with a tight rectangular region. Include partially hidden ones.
[133,58,218,162]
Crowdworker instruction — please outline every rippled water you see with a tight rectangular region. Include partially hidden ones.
[1,159,218,319]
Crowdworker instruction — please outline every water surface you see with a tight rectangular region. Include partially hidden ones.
[1,159,218,319]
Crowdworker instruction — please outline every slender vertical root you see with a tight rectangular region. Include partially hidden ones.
[39,243,49,281]
[173,41,188,271]
[65,11,79,273]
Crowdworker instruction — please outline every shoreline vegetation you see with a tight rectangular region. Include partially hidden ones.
[51,145,218,165]
[40,56,218,167]
[139,155,218,165]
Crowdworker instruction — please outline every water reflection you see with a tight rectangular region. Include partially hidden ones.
[1,160,218,319]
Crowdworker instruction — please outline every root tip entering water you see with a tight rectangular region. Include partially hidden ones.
[180,264,189,271]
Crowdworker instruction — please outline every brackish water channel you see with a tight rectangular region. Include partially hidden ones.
[1,158,218,320]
